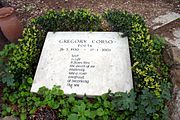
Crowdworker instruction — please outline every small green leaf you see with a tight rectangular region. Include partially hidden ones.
[67,114,78,120]
[27,77,33,84]
[79,115,86,120]
[68,95,75,103]
[96,108,104,116]
[62,108,69,116]
[20,113,27,120]
[6,107,11,113]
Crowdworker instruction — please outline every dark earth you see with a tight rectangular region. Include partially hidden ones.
[1,0,180,27]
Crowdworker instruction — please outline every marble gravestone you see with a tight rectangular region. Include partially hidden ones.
[31,32,133,96]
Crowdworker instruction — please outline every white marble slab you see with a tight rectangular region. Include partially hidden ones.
[31,32,133,96]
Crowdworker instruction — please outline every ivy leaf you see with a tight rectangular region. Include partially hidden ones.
[68,95,75,103]
[38,86,49,95]
[79,115,86,120]
[51,86,64,96]
[6,107,11,113]
[20,113,27,120]
[27,77,33,84]
[51,102,60,109]
[1,73,15,87]
[84,110,97,119]
[84,110,91,118]
[67,114,78,120]
[103,101,111,108]
[62,108,69,116]
[96,108,104,116]
[112,90,137,111]
[72,102,86,114]
[78,102,86,113]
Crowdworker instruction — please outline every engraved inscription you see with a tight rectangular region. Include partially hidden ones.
[58,38,113,88]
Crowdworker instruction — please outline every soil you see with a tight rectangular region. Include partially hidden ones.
[1,0,179,27]
[0,0,179,50]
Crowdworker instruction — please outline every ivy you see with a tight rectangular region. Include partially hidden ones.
[0,44,15,86]
[112,90,137,112]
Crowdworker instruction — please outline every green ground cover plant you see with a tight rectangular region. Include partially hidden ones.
[0,9,172,120]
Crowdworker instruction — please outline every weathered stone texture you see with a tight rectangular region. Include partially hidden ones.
[164,42,180,120]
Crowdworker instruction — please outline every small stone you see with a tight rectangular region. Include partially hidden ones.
[171,68,180,88]
[170,89,180,120]
[171,47,180,65]
[173,29,180,38]
[163,42,180,67]
[2,116,19,120]
[163,43,173,66]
